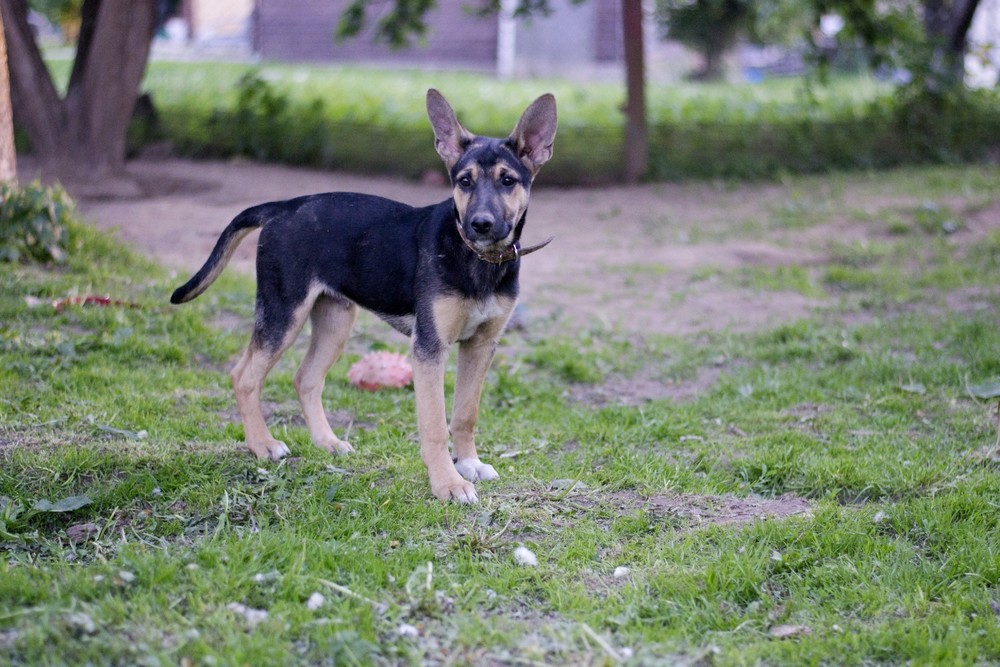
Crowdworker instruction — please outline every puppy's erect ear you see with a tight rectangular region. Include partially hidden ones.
[427,89,472,170]
[510,93,557,176]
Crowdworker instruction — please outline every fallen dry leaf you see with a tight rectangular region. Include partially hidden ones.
[66,522,100,544]
[769,624,812,640]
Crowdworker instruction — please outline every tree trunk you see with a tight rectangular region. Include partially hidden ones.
[0,5,15,182]
[698,43,726,81]
[922,0,981,86]
[1,0,156,178]
[622,0,647,183]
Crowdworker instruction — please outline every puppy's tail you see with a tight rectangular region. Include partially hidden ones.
[170,204,275,305]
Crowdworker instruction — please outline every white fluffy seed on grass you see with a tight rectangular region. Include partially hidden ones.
[397,623,420,638]
[64,612,96,635]
[513,546,538,567]
[226,602,268,628]
[306,592,325,610]
[613,566,631,578]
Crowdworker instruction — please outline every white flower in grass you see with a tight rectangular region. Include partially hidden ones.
[513,546,538,567]
[306,592,325,610]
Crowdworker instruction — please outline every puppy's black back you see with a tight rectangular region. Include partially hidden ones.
[256,193,427,318]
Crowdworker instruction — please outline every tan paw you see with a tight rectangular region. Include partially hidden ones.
[431,477,479,504]
[315,435,354,455]
[247,438,291,461]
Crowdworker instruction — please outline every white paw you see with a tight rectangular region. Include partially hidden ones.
[454,458,499,483]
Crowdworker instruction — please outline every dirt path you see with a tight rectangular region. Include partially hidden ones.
[57,156,831,338]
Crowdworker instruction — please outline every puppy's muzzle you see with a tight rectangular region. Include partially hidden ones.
[467,213,512,245]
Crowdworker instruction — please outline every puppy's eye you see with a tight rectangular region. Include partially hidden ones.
[500,175,517,188]
[457,175,473,188]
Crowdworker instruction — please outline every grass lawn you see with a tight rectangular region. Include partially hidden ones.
[32,55,997,182]
[40,54,885,130]
[145,62,905,183]
[138,60,888,128]
[136,60,997,181]
[2,164,1000,665]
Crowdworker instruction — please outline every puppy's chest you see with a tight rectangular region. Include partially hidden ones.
[457,297,512,341]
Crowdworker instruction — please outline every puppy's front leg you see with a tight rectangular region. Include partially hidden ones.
[412,355,479,504]
[451,326,505,483]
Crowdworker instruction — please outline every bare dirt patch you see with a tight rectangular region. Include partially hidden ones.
[635,491,813,527]
[497,487,813,593]
[568,365,725,406]
[533,488,814,533]
[498,486,812,535]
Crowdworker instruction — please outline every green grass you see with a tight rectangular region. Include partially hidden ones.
[130,60,889,129]
[2,165,1000,665]
[48,49,883,124]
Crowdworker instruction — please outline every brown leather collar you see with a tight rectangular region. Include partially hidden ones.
[455,217,553,264]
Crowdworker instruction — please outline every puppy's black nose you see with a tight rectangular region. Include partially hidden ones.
[470,216,494,235]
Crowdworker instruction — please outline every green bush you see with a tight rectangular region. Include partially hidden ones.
[148,66,1000,183]
[647,90,1000,179]
[0,181,74,264]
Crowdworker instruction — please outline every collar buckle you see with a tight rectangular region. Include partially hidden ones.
[455,216,552,264]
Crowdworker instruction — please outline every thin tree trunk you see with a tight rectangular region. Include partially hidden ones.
[700,44,725,81]
[924,0,980,52]
[0,5,16,182]
[923,0,981,85]
[943,0,979,52]
[622,0,647,183]
[63,0,156,173]
[1,0,64,160]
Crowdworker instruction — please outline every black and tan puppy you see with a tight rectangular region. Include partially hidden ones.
[171,89,557,503]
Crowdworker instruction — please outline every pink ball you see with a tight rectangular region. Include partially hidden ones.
[347,351,413,391]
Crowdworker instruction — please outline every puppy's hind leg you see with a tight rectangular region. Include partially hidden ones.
[294,294,358,454]
[231,341,293,460]
[232,292,316,461]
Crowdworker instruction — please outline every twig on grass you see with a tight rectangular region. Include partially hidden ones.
[548,463,590,502]
[483,654,552,667]
[579,622,623,662]
[0,606,47,622]
[315,577,387,614]
[962,374,1000,452]
[994,401,999,450]
[491,515,514,542]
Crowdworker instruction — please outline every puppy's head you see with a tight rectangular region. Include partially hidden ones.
[427,89,557,250]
